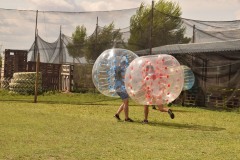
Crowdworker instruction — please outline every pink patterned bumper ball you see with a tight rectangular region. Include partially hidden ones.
[125,54,184,105]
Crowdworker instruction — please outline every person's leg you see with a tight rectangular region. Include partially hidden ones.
[115,91,133,122]
[152,105,156,110]
[157,104,175,119]
[116,103,124,115]
[123,98,134,122]
[143,105,149,123]
[114,103,124,120]
[144,105,149,121]
[123,98,129,119]
[157,104,168,112]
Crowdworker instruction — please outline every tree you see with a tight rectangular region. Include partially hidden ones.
[67,25,87,62]
[84,22,123,61]
[128,0,191,51]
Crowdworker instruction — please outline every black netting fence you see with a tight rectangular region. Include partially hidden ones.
[1,1,240,108]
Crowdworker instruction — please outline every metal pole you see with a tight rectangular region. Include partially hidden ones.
[95,17,98,59]
[59,25,62,91]
[33,10,38,62]
[149,0,154,55]
[192,25,195,43]
[205,59,208,88]
[34,10,39,103]
[34,43,40,103]
[228,62,231,87]
[59,25,63,64]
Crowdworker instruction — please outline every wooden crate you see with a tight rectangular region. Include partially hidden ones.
[2,49,28,79]
[184,93,197,106]
[28,61,61,91]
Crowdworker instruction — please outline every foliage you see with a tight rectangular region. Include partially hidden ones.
[84,22,124,61]
[67,23,124,62]
[128,0,191,51]
[67,25,87,60]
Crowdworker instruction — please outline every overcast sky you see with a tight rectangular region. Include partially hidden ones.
[1,0,240,51]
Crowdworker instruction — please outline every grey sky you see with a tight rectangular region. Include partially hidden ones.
[0,0,240,51]
[1,0,239,20]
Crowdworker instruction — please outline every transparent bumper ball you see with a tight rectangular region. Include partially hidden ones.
[92,48,138,97]
[125,54,184,105]
[182,65,195,91]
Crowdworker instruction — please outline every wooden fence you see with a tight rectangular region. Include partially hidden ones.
[27,62,61,91]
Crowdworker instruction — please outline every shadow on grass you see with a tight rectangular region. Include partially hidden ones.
[146,121,225,131]
[200,106,240,112]
[0,99,143,107]
[166,109,195,113]
[0,99,34,103]
[0,99,116,105]
[180,104,240,112]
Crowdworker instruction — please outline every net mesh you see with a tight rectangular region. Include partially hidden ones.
[1,2,240,107]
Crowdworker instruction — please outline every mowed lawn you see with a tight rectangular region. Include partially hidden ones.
[0,91,240,160]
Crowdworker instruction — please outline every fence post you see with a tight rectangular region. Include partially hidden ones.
[34,10,39,103]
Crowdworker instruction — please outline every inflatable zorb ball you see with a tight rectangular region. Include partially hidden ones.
[92,48,138,97]
[182,65,195,90]
[125,54,184,105]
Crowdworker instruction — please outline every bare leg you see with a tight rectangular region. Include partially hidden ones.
[157,104,169,112]
[123,98,129,119]
[114,103,124,120]
[158,104,175,119]
[144,105,149,120]
[116,103,124,115]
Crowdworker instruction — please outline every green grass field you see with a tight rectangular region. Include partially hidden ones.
[0,90,240,159]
